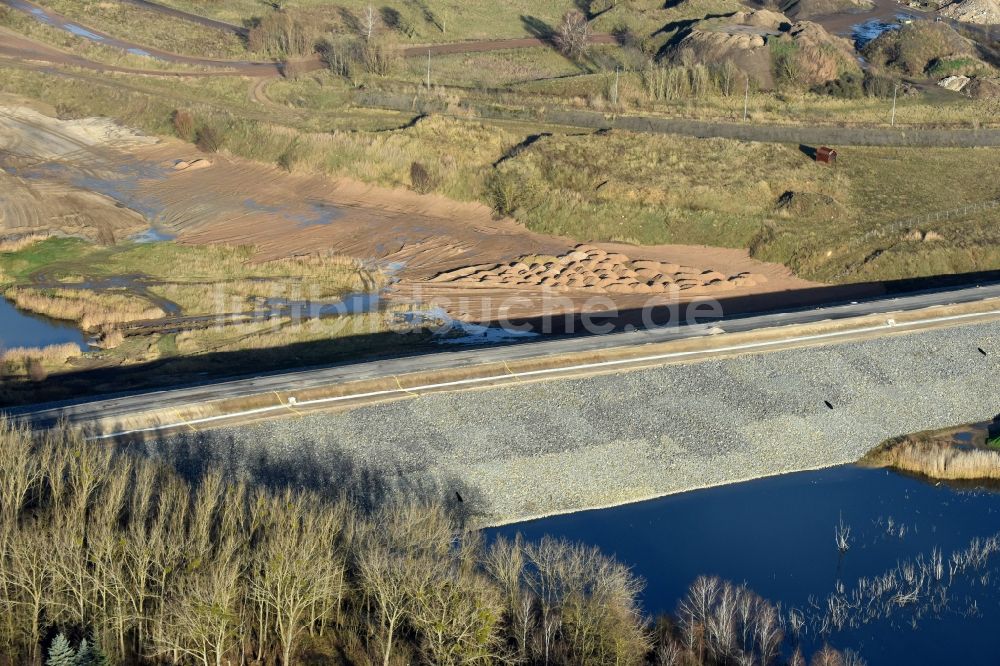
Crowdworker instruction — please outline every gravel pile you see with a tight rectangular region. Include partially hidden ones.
[941,0,1000,24]
[158,321,1000,526]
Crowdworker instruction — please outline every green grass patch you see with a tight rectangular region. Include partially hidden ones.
[156,333,178,357]
[0,238,97,282]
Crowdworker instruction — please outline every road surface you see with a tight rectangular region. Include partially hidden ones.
[8,281,1000,432]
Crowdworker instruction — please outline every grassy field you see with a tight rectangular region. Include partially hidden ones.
[153,0,580,41]
[398,47,593,88]
[150,0,744,46]
[27,0,248,59]
[0,9,229,72]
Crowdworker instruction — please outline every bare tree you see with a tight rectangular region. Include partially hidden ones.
[154,541,243,666]
[408,559,505,665]
[358,545,416,666]
[554,10,591,58]
[248,493,345,666]
[363,3,379,41]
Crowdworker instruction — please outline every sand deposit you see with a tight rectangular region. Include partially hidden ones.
[0,103,152,160]
[0,103,821,326]
[427,245,766,296]
[0,103,156,242]
[940,0,1000,24]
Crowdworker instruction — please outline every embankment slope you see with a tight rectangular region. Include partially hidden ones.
[154,318,1000,526]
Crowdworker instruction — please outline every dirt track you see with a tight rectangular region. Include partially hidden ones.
[0,0,297,76]
[0,27,281,77]
[118,0,248,36]
[1,0,614,78]
[400,34,618,57]
[358,90,1000,146]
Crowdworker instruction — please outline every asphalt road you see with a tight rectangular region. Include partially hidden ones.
[9,281,1000,429]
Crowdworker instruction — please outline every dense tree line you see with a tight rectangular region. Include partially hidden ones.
[0,420,862,665]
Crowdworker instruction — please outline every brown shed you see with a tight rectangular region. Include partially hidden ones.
[816,146,837,164]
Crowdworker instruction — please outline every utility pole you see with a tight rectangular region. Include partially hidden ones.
[612,66,619,106]
[743,76,749,122]
[891,83,899,127]
[426,49,431,89]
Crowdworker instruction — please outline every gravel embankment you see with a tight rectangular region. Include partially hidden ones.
[156,321,1000,526]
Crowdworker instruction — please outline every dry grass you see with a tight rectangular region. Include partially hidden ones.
[862,435,1000,480]
[173,311,400,355]
[0,342,81,364]
[29,0,248,59]
[0,10,225,73]
[4,287,165,330]
[495,130,847,248]
[151,0,581,42]
[106,244,385,315]
[0,233,51,253]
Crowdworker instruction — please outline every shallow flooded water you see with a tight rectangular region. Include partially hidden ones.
[488,465,1000,663]
[852,16,905,47]
[4,0,166,59]
[0,296,87,350]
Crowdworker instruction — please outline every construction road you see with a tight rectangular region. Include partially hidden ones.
[8,281,1000,435]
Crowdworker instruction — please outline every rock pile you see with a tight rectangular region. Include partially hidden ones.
[940,0,1000,24]
[428,245,766,295]
[938,75,972,91]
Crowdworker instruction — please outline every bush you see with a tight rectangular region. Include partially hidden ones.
[380,7,415,38]
[195,125,223,153]
[171,109,195,142]
[318,37,355,78]
[357,40,396,76]
[862,71,900,98]
[770,38,801,87]
[409,161,436,194]
[486,171,535,217]
[247,9,317,57]
[812,72,865,99]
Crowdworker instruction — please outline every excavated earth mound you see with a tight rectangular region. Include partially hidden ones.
[665,9,860,89]
[428,245,767,296]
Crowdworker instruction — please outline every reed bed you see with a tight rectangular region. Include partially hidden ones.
[4,287,165,330]
[0,233,50,253]
[862,436,1000,480]
[0,342,81,365]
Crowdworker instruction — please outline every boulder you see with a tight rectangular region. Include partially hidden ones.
[938,75,971,91]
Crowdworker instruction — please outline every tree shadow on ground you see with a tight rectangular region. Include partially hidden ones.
[521,15,555,43]
[113,426,480,524]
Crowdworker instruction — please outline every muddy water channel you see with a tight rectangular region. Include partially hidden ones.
[489,465,1000,663]
[0,296,87,350]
